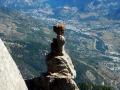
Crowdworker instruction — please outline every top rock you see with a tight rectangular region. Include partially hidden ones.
[53,24,65,35]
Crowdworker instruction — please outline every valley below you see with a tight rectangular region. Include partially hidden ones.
[0,0,120,89]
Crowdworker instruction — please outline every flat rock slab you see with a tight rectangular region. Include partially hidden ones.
[0,39,28,90]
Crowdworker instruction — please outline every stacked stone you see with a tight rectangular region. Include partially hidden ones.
[25,24,80,90]
[45,24,79,90]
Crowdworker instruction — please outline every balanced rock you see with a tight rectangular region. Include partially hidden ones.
[0,39,28,90]
[25,24,80,90]
[45,24,79,90]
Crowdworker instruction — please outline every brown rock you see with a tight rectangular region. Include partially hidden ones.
[53,24,65,35]
[45,24,79,90]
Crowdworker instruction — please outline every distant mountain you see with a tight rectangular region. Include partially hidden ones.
[0,0,47,10]
[0,0,120,19]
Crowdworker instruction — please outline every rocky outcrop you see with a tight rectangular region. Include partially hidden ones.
[26,24,79,90]
[0,39,28,90]
[26,75,79,90]
[45,24,79,90]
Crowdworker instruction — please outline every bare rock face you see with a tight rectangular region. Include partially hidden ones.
[46,51,76,79]
[0,39,28,90]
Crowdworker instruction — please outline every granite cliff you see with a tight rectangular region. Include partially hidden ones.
[0,39,28,90]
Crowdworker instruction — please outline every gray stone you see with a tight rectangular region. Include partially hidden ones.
[0,39,28,90]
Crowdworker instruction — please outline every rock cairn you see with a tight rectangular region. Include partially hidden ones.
[25,24,80,90]
[45,24,79,90]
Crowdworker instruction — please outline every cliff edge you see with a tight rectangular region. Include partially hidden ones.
[0,39,28,90]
